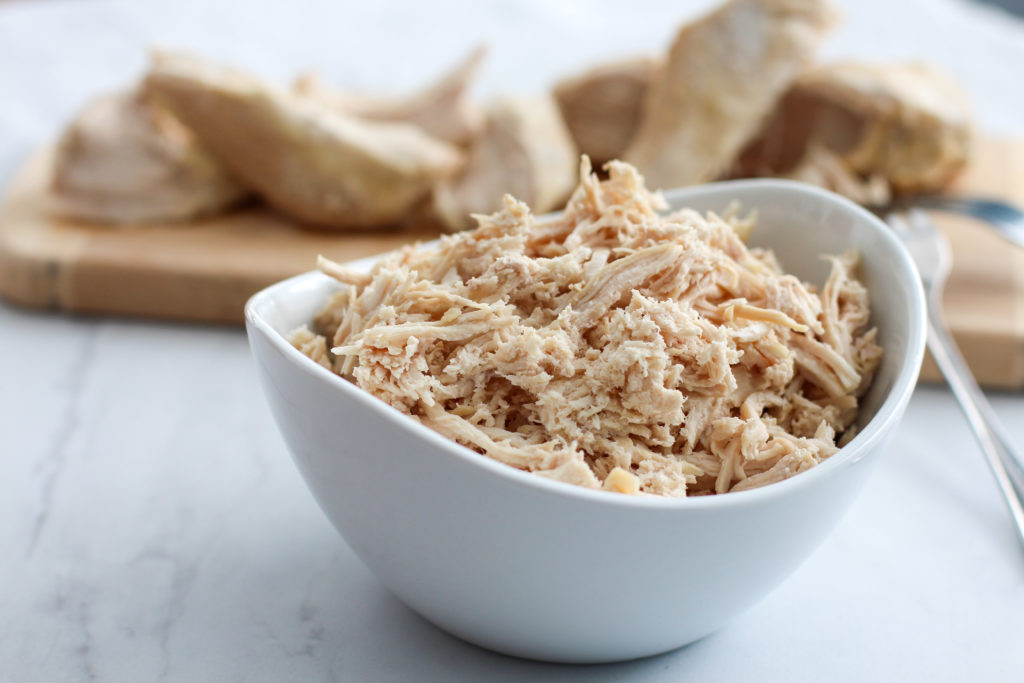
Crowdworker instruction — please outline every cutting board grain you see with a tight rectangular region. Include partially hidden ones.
[1,141,1022,387]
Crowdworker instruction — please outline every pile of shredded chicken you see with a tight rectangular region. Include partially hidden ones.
[292,160,882,497]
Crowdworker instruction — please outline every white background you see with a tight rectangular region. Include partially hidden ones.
[1,0,1023,680]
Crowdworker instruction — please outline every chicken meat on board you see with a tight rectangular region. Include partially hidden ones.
[146,51,462,230]
[293,159,882,497]
[624,0,837,189]
[51,89,247,224]
[554,57,658,167]
[432,95,577,233]
[734,61,973,202]
[294,46,486,147]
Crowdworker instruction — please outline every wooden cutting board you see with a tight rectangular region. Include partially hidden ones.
[1,141,1022,387]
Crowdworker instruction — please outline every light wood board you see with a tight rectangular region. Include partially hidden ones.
[1,142,1022,387]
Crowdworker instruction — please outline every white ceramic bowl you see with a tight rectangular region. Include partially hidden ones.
[246,180,926,664]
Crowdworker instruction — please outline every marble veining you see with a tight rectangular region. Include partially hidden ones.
[26,328,98,558]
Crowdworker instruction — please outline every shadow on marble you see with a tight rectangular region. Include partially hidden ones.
[226,525,716,680]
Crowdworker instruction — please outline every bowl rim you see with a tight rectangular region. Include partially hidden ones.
[246,178,927,511]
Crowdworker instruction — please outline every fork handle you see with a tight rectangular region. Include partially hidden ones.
[926,311,1024,547]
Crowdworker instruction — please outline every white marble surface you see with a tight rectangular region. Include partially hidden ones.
[2,0,1024,680]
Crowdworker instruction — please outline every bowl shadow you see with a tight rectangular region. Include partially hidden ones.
[229,525,717,680]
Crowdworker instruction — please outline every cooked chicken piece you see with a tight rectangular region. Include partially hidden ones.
[432,95,577,233]
[51,89,246,224]
[734,61,972,197]
[145,51,462,230]
[624,0,836,189]
[778,145,892,205]
[294,46,486,146]
[553,57,658,166]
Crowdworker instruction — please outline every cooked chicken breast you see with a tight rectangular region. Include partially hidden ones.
[145,51,462,230]
[776,144,892,205]
[294,46,486,147]
[735,61,972,198]
[51,89,246,224]
[432,95,577,232]
[553,56,658,167]
[624,0,836,189]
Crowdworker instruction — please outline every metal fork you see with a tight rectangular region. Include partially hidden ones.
[887,209,1024,547]
[888,195,1024,249]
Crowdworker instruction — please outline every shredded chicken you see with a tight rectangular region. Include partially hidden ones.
[292,159,882,497]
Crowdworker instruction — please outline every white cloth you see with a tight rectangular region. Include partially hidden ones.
[1,1,1023,680]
